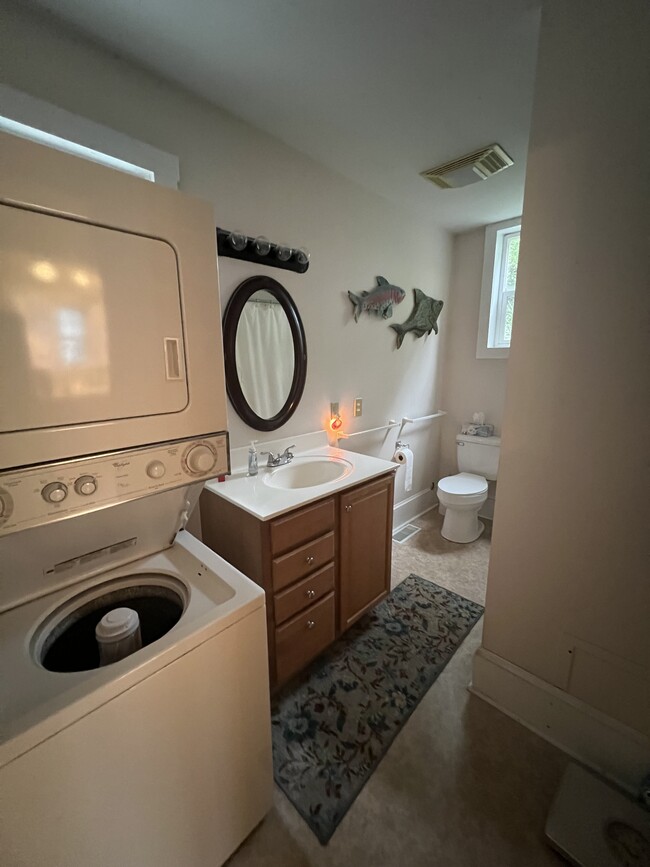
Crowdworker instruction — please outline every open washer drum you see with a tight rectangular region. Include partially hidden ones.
[0,488,263,757]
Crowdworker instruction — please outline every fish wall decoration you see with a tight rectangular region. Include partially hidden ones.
[390,289,444,349]
[348,276,406,322]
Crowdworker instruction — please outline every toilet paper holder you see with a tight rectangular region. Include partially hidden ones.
[395,439,410,449]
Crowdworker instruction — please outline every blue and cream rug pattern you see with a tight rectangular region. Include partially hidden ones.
[271,574,484,843]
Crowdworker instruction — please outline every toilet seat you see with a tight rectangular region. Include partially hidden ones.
[438,472,487,498]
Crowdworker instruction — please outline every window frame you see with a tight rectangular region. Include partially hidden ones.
[0,84,179,188]
[476,216,521,359]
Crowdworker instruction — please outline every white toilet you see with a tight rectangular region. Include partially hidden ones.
[437,435,501,543]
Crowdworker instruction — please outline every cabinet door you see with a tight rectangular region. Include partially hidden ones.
[339,474,394,631]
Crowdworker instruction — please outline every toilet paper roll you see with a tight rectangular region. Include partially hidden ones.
[393,446,414,492]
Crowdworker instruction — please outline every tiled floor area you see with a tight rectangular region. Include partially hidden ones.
[229,509,569,866]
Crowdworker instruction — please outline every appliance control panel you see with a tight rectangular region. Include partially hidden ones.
[0,433,228,537]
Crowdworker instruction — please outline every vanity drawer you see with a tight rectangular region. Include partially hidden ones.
[274,563,335,626]
[275,592,335,684]
[272,531,335,592]
[270,497,335,556]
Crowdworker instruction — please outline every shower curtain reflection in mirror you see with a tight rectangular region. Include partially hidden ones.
[235,291,295,419]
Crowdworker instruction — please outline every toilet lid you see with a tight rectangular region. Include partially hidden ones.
[438,472,488,496]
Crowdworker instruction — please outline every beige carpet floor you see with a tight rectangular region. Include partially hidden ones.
[228,509,568,866]
[391,508,492,604]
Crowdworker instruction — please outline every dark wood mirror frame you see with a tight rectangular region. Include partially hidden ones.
[222,276,307,432]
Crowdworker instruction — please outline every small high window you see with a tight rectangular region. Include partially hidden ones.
[476,217,521,358]
[0,84,179,188]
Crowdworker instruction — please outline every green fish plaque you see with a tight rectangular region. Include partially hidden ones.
[390,289,444,349]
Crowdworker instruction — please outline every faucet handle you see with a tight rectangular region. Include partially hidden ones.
[283,444,296,455]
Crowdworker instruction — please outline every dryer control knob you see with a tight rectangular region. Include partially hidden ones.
[42,482,68,504]
[185,444,216,475]
[74,475,97,496]
[146,460,166,479]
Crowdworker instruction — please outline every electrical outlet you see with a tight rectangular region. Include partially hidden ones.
[330,402,339,417]
[353,398,363,417]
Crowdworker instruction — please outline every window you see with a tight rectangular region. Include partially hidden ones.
[476,217,521,358]
[0,84,179,188]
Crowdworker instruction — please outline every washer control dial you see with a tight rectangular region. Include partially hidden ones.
[42,482,68,504]
[0,488,13,525]
[184,444,217,476]
[74,475,97,496]
[146,460,166,479]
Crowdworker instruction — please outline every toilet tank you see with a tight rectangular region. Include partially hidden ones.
[456,435,501,480]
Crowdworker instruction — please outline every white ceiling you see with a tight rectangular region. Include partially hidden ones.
[30,0,541,231]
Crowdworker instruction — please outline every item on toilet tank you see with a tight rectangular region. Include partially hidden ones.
[392,442,414,492]
[472,412,486,425]
[461,423,495,437]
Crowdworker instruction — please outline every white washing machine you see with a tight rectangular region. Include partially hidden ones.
[0,448,273,867]
[0,133,273,866]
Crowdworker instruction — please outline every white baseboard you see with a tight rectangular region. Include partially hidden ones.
[393,488,437,530]
[471,646,650,794]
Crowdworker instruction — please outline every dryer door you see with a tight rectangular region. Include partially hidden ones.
[0,202,188,433]
[0,131,227,471]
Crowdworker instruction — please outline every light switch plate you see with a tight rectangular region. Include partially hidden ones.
[354,398,363,417]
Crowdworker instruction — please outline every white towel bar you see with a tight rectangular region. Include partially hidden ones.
[336,420,398,440]
[400,411,446,424]
[397,411,446,437]
[336,411,446,441]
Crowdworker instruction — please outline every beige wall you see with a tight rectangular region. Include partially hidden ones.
[0,2,452,508]
[439,228,509,515]
[481,0,650,737]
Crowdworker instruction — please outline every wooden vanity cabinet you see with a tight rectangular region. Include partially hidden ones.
[199,471,394,689]
[339,475,394,630]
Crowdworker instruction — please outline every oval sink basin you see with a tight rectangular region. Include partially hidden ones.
[264,456,353,490]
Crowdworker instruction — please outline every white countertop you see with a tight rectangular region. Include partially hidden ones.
[204,445,396,521]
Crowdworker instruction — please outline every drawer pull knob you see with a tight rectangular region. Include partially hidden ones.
[307,620,315,629]
[345,505,352,512]
[306,555,315,564]
[306,588,316,598]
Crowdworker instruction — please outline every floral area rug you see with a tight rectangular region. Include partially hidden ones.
[271,574,484,844]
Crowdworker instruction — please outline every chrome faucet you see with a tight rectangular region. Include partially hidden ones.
[261,445,295,467]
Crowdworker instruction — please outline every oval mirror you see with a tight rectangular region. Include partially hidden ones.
[222,276,307,431]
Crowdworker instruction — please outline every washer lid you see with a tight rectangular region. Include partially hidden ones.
[438,472,488,495]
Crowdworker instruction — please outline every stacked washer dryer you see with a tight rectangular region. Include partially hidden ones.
[0,132,273,867]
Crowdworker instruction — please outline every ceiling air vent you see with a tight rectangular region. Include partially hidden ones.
[421,144,514,189]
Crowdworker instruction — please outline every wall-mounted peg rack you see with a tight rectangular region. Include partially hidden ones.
[216,228,310,274]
